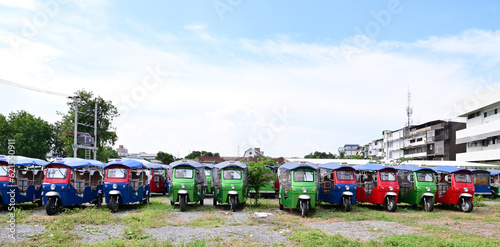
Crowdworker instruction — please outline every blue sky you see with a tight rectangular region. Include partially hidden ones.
[1,0,500,158]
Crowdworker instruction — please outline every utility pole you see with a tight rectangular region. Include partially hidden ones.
[67,96,98,159]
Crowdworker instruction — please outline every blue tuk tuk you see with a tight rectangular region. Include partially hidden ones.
[104,159,152,213]
[43,158,106,215]
[471,169,491,196]
[0,155,47,206]
[318,162,357,212]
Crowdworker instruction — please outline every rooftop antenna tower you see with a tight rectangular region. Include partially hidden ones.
[405,85,413,137]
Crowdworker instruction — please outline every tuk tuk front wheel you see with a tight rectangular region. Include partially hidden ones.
[423,197,434,212]
[109,196,120,213]
[143,193,150,205]
[460,198,473,213]
[279,199,284,210]
[342,196,352,212]
[96,194,103,207]
[300,200,310,217]
[386,197,397,212]
[46,197,59,216]
[179,194,187,212]
[492,192,497,199]
[230,195,237,212]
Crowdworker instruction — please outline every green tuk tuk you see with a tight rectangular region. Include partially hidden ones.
[396,165,436,212]
[168,160,207,212]
[490,170,500,198]
[212,161,248,212]
[204,164,214,195]
[278,161,318,217]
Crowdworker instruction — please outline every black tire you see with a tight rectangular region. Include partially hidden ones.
[45,197,59,216]
[279,198,284,210]
[213,196,217,206]
[37,199,43,207]
[163,189,166,196]
[180,195,187,212]
[170,199,174,205]
[200,195,204,206]
[423,197,434,212]
[460,198,473,213]
[108,196,119,213]
[230,196,237,212]
[386,197,397,212]
[343,196,352,212]
[492,192,497,199]
[301,200,309,217]
[143,193,150,205]
[96,195,103,207]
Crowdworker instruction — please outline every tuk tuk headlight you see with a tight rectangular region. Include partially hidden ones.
[50,184,56,190]
[113,184,118,189]
[302,188,307,193]
[181,184,186,189]
[346,186,350,191]
[389,186,393,191]
[231,185,235,190]
[464,188,468,192]
[426,187,430,192]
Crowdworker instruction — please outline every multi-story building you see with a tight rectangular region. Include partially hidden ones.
[384,120,466,161]
[455,84,500,162]
[367,138,385,159]
[338,144,360,157]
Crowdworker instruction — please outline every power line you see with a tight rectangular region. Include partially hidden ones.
[0,78,69,97]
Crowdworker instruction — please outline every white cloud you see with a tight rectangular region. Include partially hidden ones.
[0,0,37,10]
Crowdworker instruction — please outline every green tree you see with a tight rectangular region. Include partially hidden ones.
[0,111,52,159]
[185,150,220,159]
[247,158,277,205]
[368,158,384,164]
[390,157,412,166]
[157,151,175,164]
[98,146,120,162]
[304,151,337,159]
[54,90,119,162]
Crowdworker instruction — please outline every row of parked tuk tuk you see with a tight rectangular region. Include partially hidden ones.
[1,155,499,218]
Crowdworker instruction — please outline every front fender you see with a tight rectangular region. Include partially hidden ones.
[385,192,398,197]
[342,192,353,197]
[178,190,189,195]
[421,193,434,198]
[228,190,238,195]
[298,195,311,200]
[109,190,121,196]
[460,193,473,198]
[45,191,61,197]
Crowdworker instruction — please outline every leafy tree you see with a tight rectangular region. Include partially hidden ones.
[54,90,119,162]
[157,151,175,164]
[368,158,384,164]
[185,150,220,159]
[304,151,337,159]
[97,146,120,163]
[390,157,412,166]
[246,158,277,205]
[0,111,52,159]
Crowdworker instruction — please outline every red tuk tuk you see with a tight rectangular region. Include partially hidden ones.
[432,166,475,212]
[354,164,399,212]
[150,164,168,195]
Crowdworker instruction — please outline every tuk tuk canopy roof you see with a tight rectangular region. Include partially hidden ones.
[149,163,164,170]
[431,166,471,173]
[169,159,204,169]
[470,169,490,174]
[161,164,170,170]
[214,161,247,170]
[204,164,214,169]
[280,161,318,171]
[319,162,355,171]
[489,170,500,176]
[353,163,396,172]
[395,164,434,173]
[0,155,48,166]
[49,157,105,168]
[105,158,151,169]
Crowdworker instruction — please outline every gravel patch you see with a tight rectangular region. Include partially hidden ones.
[72,224,126,244]
[146,225,287,245]
[0,224,46,243]
[418,221,500,237]
[307,221,421,241]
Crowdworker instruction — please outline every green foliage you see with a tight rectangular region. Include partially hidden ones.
[98,146,120,163]
[368,158,384,164]
[54,90,119,162]
[304,151,337,159]
[0,111,52,159]
[290,228,362,247]
[246,159,277,205]
[157,151,175,164]
[185,150,220,159]
[390,157,412,166]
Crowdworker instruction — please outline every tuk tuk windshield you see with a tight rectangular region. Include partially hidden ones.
[473,173,490,185]
[205,170,211,177]
[46,167,68,179]
[223,170,241,180]
[154,170,164,176]
[455,173,472,183]
[380,171,397,181]
[0,165,9,177]
[107,168,127,179]
[294,170,315,182]
[417,173,434,182]
[175,169,193,179]
[337,170,355,181]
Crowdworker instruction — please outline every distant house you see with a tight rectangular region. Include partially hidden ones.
[243,148,264,157]
[338,144,359,157]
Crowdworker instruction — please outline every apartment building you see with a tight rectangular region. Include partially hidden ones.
[367,138,385,159]
[455,84,500,162]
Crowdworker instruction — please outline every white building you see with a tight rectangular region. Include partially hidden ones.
[455,84,500,162]
[243,148,264,157]
[367,138,385,159]
[383,129,405,160]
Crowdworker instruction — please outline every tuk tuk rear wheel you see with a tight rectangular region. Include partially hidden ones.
[423,197,434,212]
[46,197,59,216]
[301,200,309,217]
[179,195,187,212]
[143,193,150,204]
[460,198,473,213]
[342,196,352,212]
[230,196,237,212]
[96,194,103,207]
[109,196,119,213]
[386,197,397,212]
[492,192,497,199]
[279,199,284,210]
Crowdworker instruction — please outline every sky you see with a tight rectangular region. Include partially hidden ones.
[1,0,500,158]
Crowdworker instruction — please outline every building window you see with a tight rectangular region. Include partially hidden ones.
[417,138,423,142]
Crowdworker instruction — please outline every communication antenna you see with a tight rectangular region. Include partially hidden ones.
[405,85,413,137]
